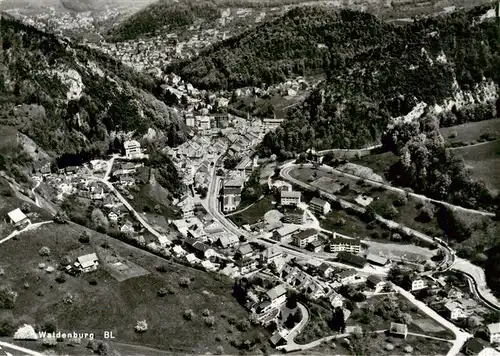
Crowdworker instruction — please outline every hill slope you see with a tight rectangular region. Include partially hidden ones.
[219,5,500,155]
[0,15,186,159]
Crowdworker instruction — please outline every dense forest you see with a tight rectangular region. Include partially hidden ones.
[0,16,186,157]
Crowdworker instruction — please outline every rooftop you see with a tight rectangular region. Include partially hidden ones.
[294,228,318,241]
[281,190,301,199]
[266,284,287,300]
[7,208,28,224]
[310,197,328,207]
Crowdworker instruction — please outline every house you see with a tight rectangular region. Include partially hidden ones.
[201,260,216,272]
[337,252,366,268]
[329,233,361,254]
[444,301,465,321]
[265,284,287,307]
[186,253,199,264]
[65,166,78,175]
[196,116,211,130]
[236,258,258,274]
[272,225,299,243]
[262,118,284,130]
[120,175,135,186]
[74,253,99,273]
[309,197,331,215]
[108,212,118,223]
[486,323,500,344]
[337,269,357,284]
[407,275,426,291]
[389,322,408,339]
[367,275,385,289]
[366,253,388,266]
[216,232,239,248]
[444,285,464,300]
[307,240,323,253]
[222,179,244,213]
[329,292,344,308]
[236,244,254,259]
[39,166,51,176]
[181,204,195,219]
[191,241,216,260]
[292,228,318,248]
[317,263,334,278]
[7,208,30,229]
[172,245,187,257]
[282,212,305,224]
[120,222,135,235]
[280,190,301,206]
[121,162,136,174]
[261,246,284,265]
[463,338,490,355]
[157,235,170,247]
[124,140,141,158]
[269,331,285,347]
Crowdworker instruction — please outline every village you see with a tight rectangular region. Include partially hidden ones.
[4,113,500,355]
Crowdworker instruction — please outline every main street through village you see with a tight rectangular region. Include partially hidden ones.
[195,154,499,354]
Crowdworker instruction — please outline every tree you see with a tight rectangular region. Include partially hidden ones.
[179,277,191,288]
[0,316,15,336]
[54,210,68,224]
[401,313,412,325]
[79,230,91,243]
[157,288,168,297]
[183,309,194,321]
[384,205,399,219]
[13,324,37,340]
[91,208,109,231]
[60,255,71,266]
[96,341,110,356]
[39,246,51,256]
[21,202,31,213]
[134,320,148,333]
[417,204,434,223]
[394,194,408,206]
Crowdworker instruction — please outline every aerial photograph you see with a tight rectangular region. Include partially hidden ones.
[0,0,500,355]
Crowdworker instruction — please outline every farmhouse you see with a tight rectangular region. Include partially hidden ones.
[444,301,466,321]
[236,244,254,259]
[261,246,284,265]
[6,208,30,229]
[366,253,389,266]
[463,338,490,356]
[74,253,99,273]
[337,252,366,268]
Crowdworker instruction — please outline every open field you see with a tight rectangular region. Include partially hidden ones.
[366,240,437,261]
[229,195,276,226]
[440,119,500,144]
[321,208,392,241]
[348,294,454,340]
[451,139,500,194]
[0,223,267,354]
[352,152,399,178]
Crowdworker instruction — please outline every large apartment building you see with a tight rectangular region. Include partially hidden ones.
[280,190,301,206]
[329,232,361,254]
[292,228,319,249]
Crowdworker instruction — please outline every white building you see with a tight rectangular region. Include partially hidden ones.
[488,323,500,344]
[124,140,141,158]
[7,208,30,229]
[329,233,361,254]
[74,253,99,273]
[444,301,465,321]
[280,190,301,206]
[410,277,426,291]
[309,197,331,215]
[265,284,287,307]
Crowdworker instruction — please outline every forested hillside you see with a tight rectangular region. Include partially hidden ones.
[0,16,186,158]
[167,5,500,154]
